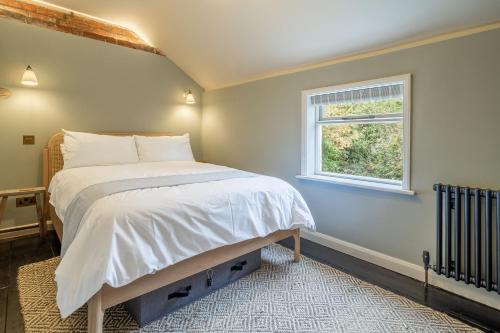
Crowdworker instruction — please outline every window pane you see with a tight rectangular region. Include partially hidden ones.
[319,99,403,119]
[321,122,403,181]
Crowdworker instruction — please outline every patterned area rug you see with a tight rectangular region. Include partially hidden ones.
[17,245,479,333]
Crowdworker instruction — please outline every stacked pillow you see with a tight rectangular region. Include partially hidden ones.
[61,130,194,169]
[134,134,194,162]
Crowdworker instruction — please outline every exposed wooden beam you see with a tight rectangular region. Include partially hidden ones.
[0,0,165,56]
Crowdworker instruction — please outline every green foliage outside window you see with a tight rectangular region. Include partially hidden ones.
[321,100,403,181]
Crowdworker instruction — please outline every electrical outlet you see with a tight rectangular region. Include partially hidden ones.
[16,196,36,207]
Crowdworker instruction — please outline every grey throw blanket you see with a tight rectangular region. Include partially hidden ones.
[61,170,256,257]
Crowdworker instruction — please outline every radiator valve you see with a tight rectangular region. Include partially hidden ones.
[422,250,430,287]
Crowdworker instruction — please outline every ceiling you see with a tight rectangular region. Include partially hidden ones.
[37,0,500,90]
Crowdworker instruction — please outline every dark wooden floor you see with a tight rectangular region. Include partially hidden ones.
[0,233,60,333]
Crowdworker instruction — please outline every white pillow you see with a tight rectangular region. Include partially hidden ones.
[134,134,194,162]
[61,130,139,169]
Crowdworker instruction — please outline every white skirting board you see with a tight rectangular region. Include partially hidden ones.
[301,229,500,310]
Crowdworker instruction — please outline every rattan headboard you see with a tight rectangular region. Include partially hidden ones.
[42,132,171,188]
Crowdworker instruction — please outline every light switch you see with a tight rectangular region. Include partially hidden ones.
[23,135,35,145]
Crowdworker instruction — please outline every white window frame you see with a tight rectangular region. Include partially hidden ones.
[297,74,414,195]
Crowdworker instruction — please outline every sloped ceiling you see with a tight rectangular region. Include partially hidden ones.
[35,0,500,90]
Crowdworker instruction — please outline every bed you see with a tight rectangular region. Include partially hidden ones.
[42,131,315,333]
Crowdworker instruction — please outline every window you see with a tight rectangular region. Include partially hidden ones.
[299,74,413,195]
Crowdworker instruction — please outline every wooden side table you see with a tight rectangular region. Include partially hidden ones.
[0,187,47,238]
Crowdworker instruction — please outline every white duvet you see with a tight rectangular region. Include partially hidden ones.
[49,161,315,318]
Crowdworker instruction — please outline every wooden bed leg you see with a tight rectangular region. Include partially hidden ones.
[88,291,104,333]
[293,229,301,262]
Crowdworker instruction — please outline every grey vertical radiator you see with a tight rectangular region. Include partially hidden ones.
[423,184,499,293]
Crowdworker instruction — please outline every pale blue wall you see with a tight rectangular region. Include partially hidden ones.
[202,29,500,265]
[0,20,203,227]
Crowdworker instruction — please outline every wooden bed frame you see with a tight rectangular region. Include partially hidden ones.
[42,132,300,333]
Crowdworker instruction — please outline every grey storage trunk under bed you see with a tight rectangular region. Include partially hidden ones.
[125,249,262,326]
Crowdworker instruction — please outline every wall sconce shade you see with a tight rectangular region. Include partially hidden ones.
[184,89,196,104]
[21,65,38,86]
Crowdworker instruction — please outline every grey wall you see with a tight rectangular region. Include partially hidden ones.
[0,20,203,228]
[202,28,500,265]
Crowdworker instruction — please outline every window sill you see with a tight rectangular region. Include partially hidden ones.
[295,174,416,196]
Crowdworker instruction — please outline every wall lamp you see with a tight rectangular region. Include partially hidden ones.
[21,65,38,86]
[184,89,196,104]
[0,66,39,99]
